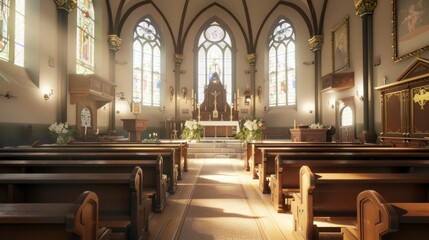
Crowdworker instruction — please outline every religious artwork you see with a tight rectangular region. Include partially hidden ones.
[331,16,350,73]
[393,0,429,62]
[76,0,94,74]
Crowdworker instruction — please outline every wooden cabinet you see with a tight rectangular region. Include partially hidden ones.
[290,128,328,142]
[376,58,429,147]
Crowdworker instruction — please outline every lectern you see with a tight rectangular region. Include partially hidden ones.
[121,119,148,142]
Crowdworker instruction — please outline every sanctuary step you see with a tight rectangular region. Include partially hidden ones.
[187,138,244,159]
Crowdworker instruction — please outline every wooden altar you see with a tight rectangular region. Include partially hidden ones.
[192,73,239,137]
[290,128,328,142]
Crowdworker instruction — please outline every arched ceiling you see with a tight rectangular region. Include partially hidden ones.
[105,0,327,54]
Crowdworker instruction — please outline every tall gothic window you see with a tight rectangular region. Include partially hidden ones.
[268,18,296,107]
[0,0,25,66]
[132,17,161,107]
[76,0,95,74]
[197,21,233,104]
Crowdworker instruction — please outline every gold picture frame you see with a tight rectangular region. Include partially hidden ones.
[393,0,429,62]
[131,101,141,115]
[331,16,350,73]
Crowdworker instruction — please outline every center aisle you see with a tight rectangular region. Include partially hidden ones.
[148,158,291,240]
[178,158,263,239]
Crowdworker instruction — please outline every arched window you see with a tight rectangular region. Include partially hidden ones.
[0,0,25,66]
[196,21,233,104]
[76,0,95,74]
[268,18,296,107]
[132,17,161,107]
[341,106,353,126]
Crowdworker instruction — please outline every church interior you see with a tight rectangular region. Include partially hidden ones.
[1,0,429,239]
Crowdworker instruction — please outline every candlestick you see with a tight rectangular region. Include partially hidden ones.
[230,106,233,121]
[293,119,296,129]
[84,126,87,136]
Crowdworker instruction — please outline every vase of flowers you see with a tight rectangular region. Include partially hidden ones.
[181,119,204,142]
[236,118,263,142]
[48,122,76,144]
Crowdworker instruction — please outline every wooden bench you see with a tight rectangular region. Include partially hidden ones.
[246,142,384,178]
[0,148,177,194]
[259,147,429,194]
[291,166,429,240]
[60,140,189,175]
[0,155,168,214]
[270,151,429,212]
[0,167,150,240]
[0,191,111,240]
[341,190,429,240]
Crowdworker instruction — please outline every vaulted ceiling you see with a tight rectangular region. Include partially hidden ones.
[105,0,328,53]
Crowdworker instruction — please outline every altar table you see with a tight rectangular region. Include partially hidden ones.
[199,121,240,138]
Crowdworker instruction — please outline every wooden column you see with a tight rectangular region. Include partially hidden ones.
[355,0,377,143]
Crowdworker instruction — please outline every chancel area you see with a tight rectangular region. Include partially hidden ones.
[1,0,429,240]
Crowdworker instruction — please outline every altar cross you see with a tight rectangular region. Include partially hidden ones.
[211,90,220,110]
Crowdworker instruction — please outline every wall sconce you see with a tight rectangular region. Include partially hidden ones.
[257,86,262,100]
[0,90,18,99]
[116,91,126,101]
[305,104,314,114]
[182,87,188,103]
[328,99,335,109]
[44,89,54,100]
[356,90,364,101]
[244,89,251,105]
[169,86,174,102]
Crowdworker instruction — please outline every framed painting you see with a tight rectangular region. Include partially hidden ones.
[131,102,141,115]
[393,0,429,62]
[331,16,350,72]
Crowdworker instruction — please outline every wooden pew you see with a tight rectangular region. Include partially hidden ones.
[260,147,429,194]
[291,166,429,240]
[270,152,429,212]
[341,190,429,240]
[63,140,189,174]
[0,167,150,240]
[0,191,111,240]
[248,142,384,179]
[0,148,177,194]
[0,155,168,214]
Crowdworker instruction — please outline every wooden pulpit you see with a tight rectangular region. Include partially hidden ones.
[121,119,148,142]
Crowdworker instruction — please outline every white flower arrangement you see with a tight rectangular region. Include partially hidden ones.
[236,118,263,142]
[181,119,204,142]
[309,123,324,129]
[48,122,76,144]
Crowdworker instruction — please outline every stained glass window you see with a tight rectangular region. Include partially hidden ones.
[132,18,161,107]
[197,22,233,104]
[81,107,92,127]
[268,19,296,107]
[76,0,95,74]
[0,0,25,66]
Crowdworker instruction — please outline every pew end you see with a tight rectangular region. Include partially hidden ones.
[357,190,429,240]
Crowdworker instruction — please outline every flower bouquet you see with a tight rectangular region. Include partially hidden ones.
[181,119,204,142]
[236,118,263,142]
[48,122,77,144]
[309,123,324,129]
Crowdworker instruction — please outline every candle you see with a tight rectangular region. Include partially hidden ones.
[230,106,233,120]
[84,126,87,136]
[198,104,200,118]
[293,119,296,129]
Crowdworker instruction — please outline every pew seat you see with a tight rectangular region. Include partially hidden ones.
[0,191,111,240]
[291,166,429,240]
[0,167,149,240]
